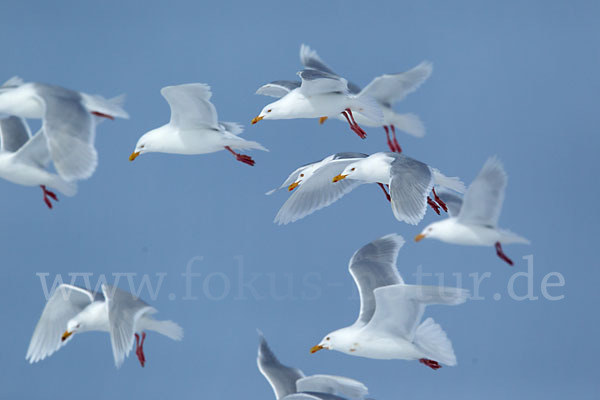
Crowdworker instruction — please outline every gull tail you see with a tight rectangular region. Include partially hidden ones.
[224,136,269,152]
[144,319,184,341]
[414,317,457,367]
[498,228,531,245]
[350,94,384,125]
[49,176,77,197]
[432,168,466,194]
[387,112,426,138]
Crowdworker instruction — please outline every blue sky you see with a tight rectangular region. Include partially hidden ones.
[0,1,598,399]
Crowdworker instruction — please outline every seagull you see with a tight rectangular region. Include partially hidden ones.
[0,116,76,208]
[0,77,129,181]
[299,44,432,153]
[332,152,466,225]
[26,284,183,368]
[267,152,397,225]
[415,157,530,266]
[258,331,370,400]
[310,234,469,370]
[253,65,383,140]
[130,83,267,166]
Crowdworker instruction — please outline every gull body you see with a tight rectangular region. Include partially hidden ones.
[26,284,183,368]
[311,234,469,369]
[335,152,466,225]
[415,157,529,264]
[131,83,267,165]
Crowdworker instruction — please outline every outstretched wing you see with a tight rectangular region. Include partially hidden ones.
[26,284,98,363]
[274,155,366,225]
[458,157,506,227]
[160,83,219,130]
[0,116,30,152]
[348,234,405,327]
[257,331,305,400]
[365,284,469,341]
[256,81,301,98]
[297,70,349,96]
[389,154,434,225]
[360,61,433,106]
[435,190,463,218]
[35,83,97,181]
[102,284,155,368]
[299,44,361,94]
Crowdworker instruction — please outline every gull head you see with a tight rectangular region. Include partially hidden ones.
[332,161,360,183]
[252,99,289,124]
[415,221,447,242]
[62,319,82,342]
[130,129,162,161]
[334,153,392,184]
[311,329,352,354]
[288,165,319,191]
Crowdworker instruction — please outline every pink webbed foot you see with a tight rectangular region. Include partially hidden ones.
[432,187,448,213]
[341,109,367,139]
[40,185,58,209]
[90,111,115,120]
[427,196,440,215]
[390,125,402,153]
[495,242,514,266]
[419,358,442,370]
[135,332,146,367]
[224,146,255,166]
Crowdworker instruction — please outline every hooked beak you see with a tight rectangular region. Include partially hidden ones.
[129,151,140,161]
[288,181,300,191]
[310,344,324,354]
[61,330,73,342]
[251,116,264,124]
[332,174,348,183]
[414,233,426,242]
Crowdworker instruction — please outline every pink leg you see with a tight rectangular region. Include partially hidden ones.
[377,183,391,202]
[383,126,395,151]
[40,185,58,209]
[90,111,115,120]
[135,332,147,367]
[495,242,514,266]
[432,187,448,213]
[341,109,367,139]
[224,146,255,166]
[419,358,442,370]
[390,125,402,153]
[427,196,440,215]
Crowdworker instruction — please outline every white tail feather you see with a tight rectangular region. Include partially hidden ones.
[145,319,183,341]
[414,317,457,366]
[387,112,425,138]
[350,95,383,124]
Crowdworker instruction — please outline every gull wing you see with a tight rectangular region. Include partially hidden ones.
[160,83,219,130]
[297,70,349,96]
[389,154,434,225]
[0,116,30,152]
[26,284,98,363]
[360,61,432,106]
[458,157,506,227]
[348,234,405,327]
[256,81,301,98]
[257,331,305,400]
[296,375,368,400]
[102,284,155,368]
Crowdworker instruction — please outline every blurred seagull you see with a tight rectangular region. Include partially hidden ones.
[0,77,129,181]
[0,116,75,208]
[299,44,432,152]
[415,157,530,266]
[258,331,370,400]
[253,63,383,140]
[26,284,183,368]
[130,83,267,166]
[310,234,469,370]
[267,152,393,225]
[332,152,466,225]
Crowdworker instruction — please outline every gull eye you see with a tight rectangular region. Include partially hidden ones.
[326,337,330,341]
[267,109,272,113]
[351,168,355,171]
[300,174,304,177]
[140,144,145,149]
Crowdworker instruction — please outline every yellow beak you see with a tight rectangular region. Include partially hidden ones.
[332,174,348,183]
[129,151,140,161]
[61,330,73,342]
[251,116,264,124]
[319,116,328,125]
[414,234,426,242]
[288,182,299,191]
[310,345,324,354]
